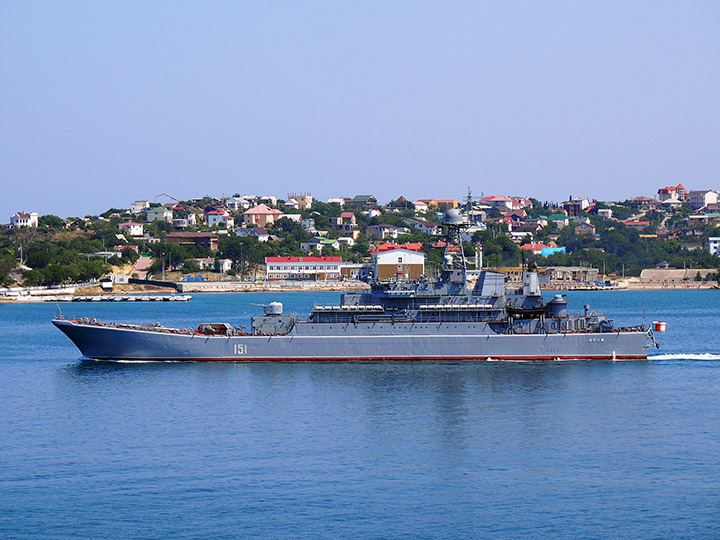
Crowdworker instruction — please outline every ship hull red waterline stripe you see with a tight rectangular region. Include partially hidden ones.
[88,354,648,362]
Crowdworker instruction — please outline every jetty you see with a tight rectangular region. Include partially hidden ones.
[12,294,192,303]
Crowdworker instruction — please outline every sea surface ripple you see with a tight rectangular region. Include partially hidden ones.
[0,289,719,539]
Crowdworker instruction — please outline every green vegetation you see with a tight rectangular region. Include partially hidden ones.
[2,195,720,287]
[532,221,720,276]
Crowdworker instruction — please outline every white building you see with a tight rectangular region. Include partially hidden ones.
[112,273,131,284]
[283,199,300,210]
[207,210,235,230]
[236,226,270,242]
[688,190,719,211]
[265,256,342,281]
[146,208,174,223]
[300,237,340,252]
[119,222,144,237]
[193,258,233,273]
[259,195,278,206]
[130,200,150,213]
[9,212,38,228]
[375,248,425,281]
[171,214,198,229]
[282,214,302,223]
[460,224,487,242]
[413,220,441,235]
[411,201,429,213]
[709,237,720,255]
[327,198,348,205]
[300,218,317,233]
[337,237,356,248]
[366,224,399,240]
[226,196,257,212]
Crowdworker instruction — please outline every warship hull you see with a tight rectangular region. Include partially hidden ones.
[53,319,649,362]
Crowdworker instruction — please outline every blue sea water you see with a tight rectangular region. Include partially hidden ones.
[0,290,719,539]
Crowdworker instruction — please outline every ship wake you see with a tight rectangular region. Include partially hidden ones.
[648,353,720,361]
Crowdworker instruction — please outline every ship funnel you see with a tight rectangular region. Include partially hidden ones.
[265,302,283,315]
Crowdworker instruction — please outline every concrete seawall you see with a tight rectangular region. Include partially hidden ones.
[176,281,370,293]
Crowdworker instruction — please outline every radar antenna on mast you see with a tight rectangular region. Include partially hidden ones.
[440,208,469,285]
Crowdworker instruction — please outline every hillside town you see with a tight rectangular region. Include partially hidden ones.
[2,184,720,298]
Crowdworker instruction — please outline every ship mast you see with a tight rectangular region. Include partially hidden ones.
[440,208,469,285]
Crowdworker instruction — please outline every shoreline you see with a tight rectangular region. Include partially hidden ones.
[1,280,717,302]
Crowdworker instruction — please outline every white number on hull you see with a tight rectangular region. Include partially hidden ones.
[233,344,247,355]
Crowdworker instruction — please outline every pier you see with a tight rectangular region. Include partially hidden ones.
[12,294,192,303]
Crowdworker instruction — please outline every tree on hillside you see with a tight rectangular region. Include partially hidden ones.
[38,215,65,229]
[0,250,17,286]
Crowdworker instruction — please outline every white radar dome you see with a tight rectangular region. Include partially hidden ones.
[442,208,464,225]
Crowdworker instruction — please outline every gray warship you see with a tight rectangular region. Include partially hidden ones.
[54,210,658,361]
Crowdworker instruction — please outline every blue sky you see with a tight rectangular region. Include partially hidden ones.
[2,1,719,219]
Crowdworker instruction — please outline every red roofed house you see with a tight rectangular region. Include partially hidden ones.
[411,201,430,213]
[9,211,39,228]
[512,197,532,208]
[375,248,425,281]
[575,222,596,236]
[429,240,460,252]
[625,220,650,230]
[371,242,423,253]
[243,204,284,227]
[519,243,549,255]
[207,210,235,230]
[265,256,342,281]
[657,184,687,202]
[505,209,527,221]
[479,195,515,210]
[329,212,358,235]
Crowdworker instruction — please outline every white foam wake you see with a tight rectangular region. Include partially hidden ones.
[648,353,720,361]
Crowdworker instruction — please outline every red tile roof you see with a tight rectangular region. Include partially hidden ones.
[370,242,423,253]
[244,204,284,215]
[519,243,550,251]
